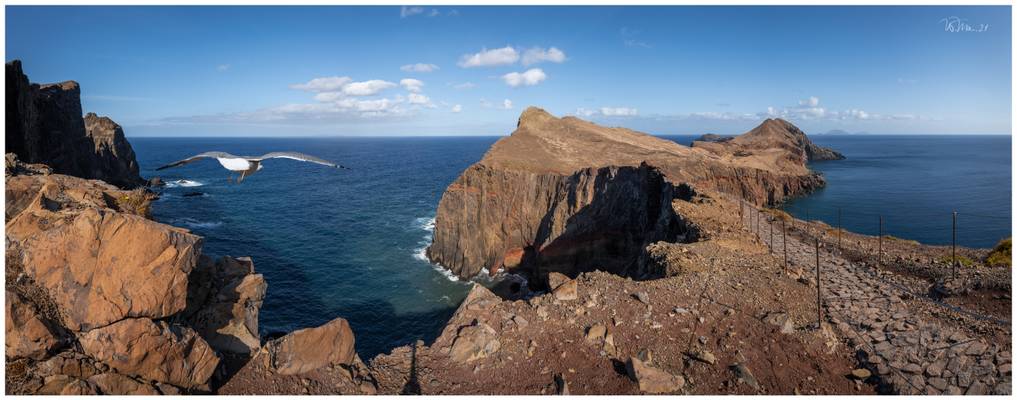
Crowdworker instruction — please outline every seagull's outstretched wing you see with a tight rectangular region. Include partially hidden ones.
[254,152,349,169]
[156,151,238,170]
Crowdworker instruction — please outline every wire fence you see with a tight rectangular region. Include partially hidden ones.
[737,200,1010,328]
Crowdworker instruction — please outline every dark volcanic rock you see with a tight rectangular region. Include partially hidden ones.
[5,60,142,188]
[427,107,828,280]
[695,133,732,143]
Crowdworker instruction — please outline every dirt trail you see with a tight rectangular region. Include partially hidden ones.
[747,205,1012,395]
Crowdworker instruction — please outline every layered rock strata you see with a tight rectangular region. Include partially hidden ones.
[427,107,836,280]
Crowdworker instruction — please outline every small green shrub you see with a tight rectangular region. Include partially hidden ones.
[940,255,975,267]
[986,237,1012,267]
[884,235,920,246]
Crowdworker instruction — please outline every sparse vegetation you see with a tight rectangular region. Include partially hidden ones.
[114,188,155,218]
[986,237,1012,268]
[884,235,920,246]
[764,208,793,222]
[940,254,975,267]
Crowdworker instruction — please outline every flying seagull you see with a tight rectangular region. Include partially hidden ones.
[156,151,347,182]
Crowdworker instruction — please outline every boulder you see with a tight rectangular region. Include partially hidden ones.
[77,318,219,389]
[626,357,685,393]
[5,291,62,360]
[185,255,267,355]
[265,317,357,375]
[6,175,201,331]
[36,375,98,395]
[449,319,501,363]
[87,373,161,395]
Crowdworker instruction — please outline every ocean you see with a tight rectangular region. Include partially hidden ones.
[131,134,1010,359]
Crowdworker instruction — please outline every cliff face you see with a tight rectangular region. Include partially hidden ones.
[427,108,835,280]
[5,60,142,188]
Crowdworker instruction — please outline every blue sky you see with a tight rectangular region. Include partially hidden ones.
[6,6,1011,136]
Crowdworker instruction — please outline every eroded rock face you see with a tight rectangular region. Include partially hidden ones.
[265,317,358,375]
[428,107,832,280]
[5,291,62,360]
[77,318,219,389]
[185,255,267,355]
[7,197,201,331]
[5,60,142,188]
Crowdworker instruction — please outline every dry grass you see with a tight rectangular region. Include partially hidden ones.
[940,254,975,267]
[764,208,793,222]
[113,188,155,218]
[986,237,1011,268]
[884,235,920,246]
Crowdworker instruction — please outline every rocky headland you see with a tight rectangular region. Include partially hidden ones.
[5,61,1009,395]
[426,108,832,282]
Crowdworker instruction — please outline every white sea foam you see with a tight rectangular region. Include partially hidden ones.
[412,215,463,282]
[165,179,204,188]
[172,217,223,230]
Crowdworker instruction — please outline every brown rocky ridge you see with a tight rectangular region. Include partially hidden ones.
[426,107,835,282]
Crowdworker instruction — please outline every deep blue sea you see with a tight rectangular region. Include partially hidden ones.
[131,134,1010,359]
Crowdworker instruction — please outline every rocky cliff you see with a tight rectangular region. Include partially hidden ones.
[692,118,845,162]
[4,159,370,394]
[427,107,836,280]
[5,60,142,188]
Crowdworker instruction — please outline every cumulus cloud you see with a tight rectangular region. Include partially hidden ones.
[602,107,638,116]
[400,6,424,18]
[290,76,352,92]
[342,79,397,96]
[401,63,439,73]
[501,68,547,87]
[521,47,566,66]
[573,106,638,118]
[457,46,519,68]
[451,104,463,113]
[400,78,424,93]
[407,92,435,107]
[502,99,513,109]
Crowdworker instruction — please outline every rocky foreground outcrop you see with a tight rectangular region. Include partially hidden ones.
[6,60,142,188]
[4,158,365,394]
[427,107,837,280]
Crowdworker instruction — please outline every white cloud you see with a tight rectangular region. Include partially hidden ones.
[290,76,352,92]
[573,106,639,118]
[799,96,820,107]
[458,46,519,68]
[401,63,439,73]
[451,104,463,113]
[342,79,397,96]
[453,82,476,90]
[502,99,513,109]
[521,47,566,66]
[400,78,425,93]
[407,93,434,107]
[400,6,424,18]
[216,64,231,72]
[501,68,547,87]
[600,107,638,117]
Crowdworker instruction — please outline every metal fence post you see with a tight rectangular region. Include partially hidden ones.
[783,218,788,273]
[837,207,842,253]
[878,215,883,268]
[769,214,773,254]
[815,237,821,328]
[952,211,957,279]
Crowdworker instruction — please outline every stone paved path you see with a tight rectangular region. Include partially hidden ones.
[745,208,1012,395]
